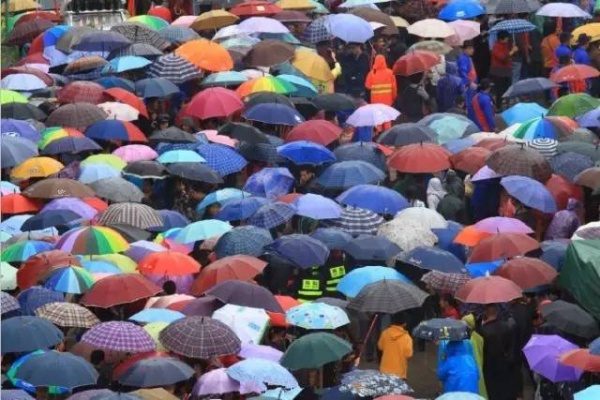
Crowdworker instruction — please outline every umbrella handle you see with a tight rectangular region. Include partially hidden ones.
[357,313,379,361]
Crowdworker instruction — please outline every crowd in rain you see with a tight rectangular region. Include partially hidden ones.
[2,0,600,399]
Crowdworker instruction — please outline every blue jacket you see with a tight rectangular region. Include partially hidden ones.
[437,340,480,394]
[456,53,476,87]
[573,47,591,65]
[436,62,464,112]
[555,44,572,60]
[470,91,495,131]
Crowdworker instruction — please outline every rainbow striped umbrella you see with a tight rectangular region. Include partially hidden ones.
[39,127,85,149]
[1,240,54,262]
[80,254,138,273]
[128,15,170,30]
[512,117,574,141]
[44,266,95,294]
[55,227,130,255]
[236,76,296,98]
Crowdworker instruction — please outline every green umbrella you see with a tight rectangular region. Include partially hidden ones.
[280,332,352,371]
[547,93,600,118]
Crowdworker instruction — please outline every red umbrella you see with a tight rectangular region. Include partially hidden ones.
[449,147,491,175]
[387,143,451,173]
[551,64,600,83]
[231,1,282,16]
[112,351,171,380]
[1,193,40,214]
[468,233,540,263]
[81,274,162,308]
[495,257,558,289]
[559,349,600,372]
[17,250,80,289]
[277,193,303,203]
[455,275,522,304]
[104,88,149,119]
[475,138,511,151]
[5,17,54,46]
[185,87,244,119]
[138,251,201,276]
[15,11,61,25]
[285,120,342,146]
[83,197,109,212]
[190,255,267,295]
[57,81,105,105]
[392,50,441,76]
[545,174,584,210]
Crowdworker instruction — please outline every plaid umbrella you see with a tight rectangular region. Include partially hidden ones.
[247,202,296,229]
[109,43,163,59]
[486,144,553,182]
[46,103,107,130]
[147,54,203,85]
[527,138,558,159]
[111,23,169,50]
[17,286,65,316]
[326,207,384,236]
[82,321,156,353]
[97,203,163,230]
[158,26,200,44]
[57,82,105,105]
[347,279,429,314]
[35,302,100,328]
[159,316,241,359]
[65,56,109,75]
[1,292,20,315]
[196,144,247,177]
[490,19,537,34]
[6,18,54,46]
[421,271,472,295]
[301,17,331,44]
[489,0,541,15]
[214,226,273,258]
[238,136,286,163]
[549,152,595,183]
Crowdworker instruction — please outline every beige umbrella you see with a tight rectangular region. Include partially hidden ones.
[408,18,456,38]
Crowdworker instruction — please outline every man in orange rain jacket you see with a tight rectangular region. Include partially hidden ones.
[365,55,397,106]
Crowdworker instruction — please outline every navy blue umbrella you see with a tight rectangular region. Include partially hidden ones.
[265,234,330,269]
[196,144,248,177]
[398,246,466,273]
[311,228,353,250]
[247,202,296,229]
[342,235,402,261]
[20,210,82,231]
[412,318,469,341]
[1,316,64,354]
[549,151,595,183]
[166,162,223,184]
[238,135,286,163]
[317,161,385,189]
[135,77,180,98]
[119,357,194,387]
[214,226,273,258]
[215,197,270,221]
[540,240,569,271]
[41,137,102,155]
[337,184,408,215]
[17,286,65,316]
[72,31,132,52]
[590,337,600,356]
[277,141,336,165]
[431,221,467,262]
[333,142,387,171]
[148,209,190,232]
[95,76,136,91]
[377,123,435,146]
[243,103,305,126]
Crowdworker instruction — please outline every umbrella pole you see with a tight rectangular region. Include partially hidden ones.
[357,313,379,361]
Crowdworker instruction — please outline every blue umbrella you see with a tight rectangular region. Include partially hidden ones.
[439,0,485,21]
[310,228,353,250]
[575,386,600,400]
[1,390,34,400]
[501,102,548,125]
[88,393,140,400]
[1,316,64,354]
[378,123,435,147]
[277,141,336,165]
[466,260,503,277]
[293,193,342,220]
[148,209,190,232]
[489,19,537,34]
[81,260,122,274]
[337,184,408,215]
[503,77,558,98]
[215,197,270,221]
[436,393,485,400]
[1,119,41,142]
[1,136,39,168]
[576,108,600,128]
[42,137,102,155]
[106,56,151,73]
[17,287,65,316]
[244,167,295,199]
[243,103,305,126]
[398,246,467,273]
[342,235,402,261]
[500,175,558,213]
[135,77,180,98]
[95,76,136,91]
[201,71,248,87]
[540,240,569,271]
[325,14,373,43]
[549,152,595,183]
[431,221,467,262]
[590,338,600,356]
[278,74,318,97]
[129,309,185,324]
[317,161,385,189]
[0,214,33,235]
[78,164,121,184]
[248,202,297,229]
[265,234,330,269]
[196,188,250,213]
[157,150,206,164]
[72,31,132,52]
[159,26,200,43]
[333,142,387,170]
[443,138,476,155]
[337,266,411,297]
[196,144,248,177]
[214,226,272,258]
[20,210,82,231]
[119,357,194,387]
[175,220,232,243]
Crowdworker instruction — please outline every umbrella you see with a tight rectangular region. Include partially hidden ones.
[472,217,533,235]
[536,2,592,18]
[82,321,155,353]
[1,316,64,354]
[468,232,539,263]
[81,274,161,308]
[135,77,179,98]
[97,203,163,230]
[399,246,466,274]
[312,93,357,112]
[340,370,412,396]
[337,266,410,297]
[35,302,100,328]
[342,235,402,261]
[55,226,129,255]
[244,40,295,68]
[137,251,201,276]
[378,123,435,146]
[194,144,247,176]
[502,103,549,125]
[513,117,574,141]
[57,81,105,105]
[206,280,283,313]
[46,103,107,130]
[291,194,340,220]
[541,300,599,339]
[500,175,557,213]
[327,206,384,236]
[550,152,595,183]
[456,275,522,304]
[226,358,298,389]
[265,234,329,269]
[1,136,39,169]
[393,50,441,78]
[487,145,553,182]
[0,103,46,121]
[119,357,194,387]
[166,162,223,184]
[190,255,267,295]
[10,156,64,180]
[0,118,41,142]
[548,93,600,118]
[1,292,20,315]
[325,13,373,43]
[576,108,600,129]
[214,226,272,258]
[552,64,600,84]
[88,177,144,203]
[243,103,304,126]
[496,257,557,289]
[158,25,199,43]
[449,147,491,175]
[159,316,241,358]
[310,228,352,250]
[388,143,451,173]
[1,194,40,215]
[337,185,407,216]
[214,197,269,222]
[212,304,270,344]
[503,78,557,99]
[490,18,537,35]
[408,18,455,38]
[72,31,132,52]
[174,39,233,72]
[277,141,335,165]
[574,385,600,400]
[244,167,295,199]
[334,142,387,171]
[193,367,261,396]
[523,335,582,383]
[412,318,469,341]
[2,241,54,263]
[111,22,168,49]
[347,104,399,127]
[43,266,94,294]
[187,87,244,120]
[347,280,428,314]
[280,332,352,370]
[286,302,349,330]
[1,262,18,290]
[113,145,158,163]
[317,161,385,189]
[559,349,600,373]
[175,220,232,243]
[438,0,484,21]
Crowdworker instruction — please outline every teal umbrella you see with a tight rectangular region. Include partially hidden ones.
[106,56,152,73]
[278,74,318,97]
[280,332,352,370]
[174,220,232,243]
[157,150,206,164]
[201,71,248,87]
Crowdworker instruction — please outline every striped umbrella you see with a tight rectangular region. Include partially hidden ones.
[147,54,203,85]
[97,203,163,230]
[109,43,163,59]
[526,138,558,159]
[420,271,471,295]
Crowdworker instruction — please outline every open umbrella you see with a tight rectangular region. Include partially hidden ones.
[2,316,64,354]
[265,234,329,269]
[486,145,553,182]
[524,334,582,382]
[214,226,272,258]
[280,332,352,370]
[348,280,428,314]
[541,300,599,339]
[500,176,557,213]
[190,255,267,295]
[207,280,283,313]
[35,302,100,328]
[119,357,194,387]
[82,321,156,353]
[337,185,408,215]
[337,266,410,298]
[388,143,451,173]
[226,358,298,389]
[413,318,469,341]
[318,161,385,189]
[81,274,162,308]
[456,275,522,304]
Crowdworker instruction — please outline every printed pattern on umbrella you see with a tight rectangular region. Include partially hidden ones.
[340,370,413,397]
[111,22,169,50]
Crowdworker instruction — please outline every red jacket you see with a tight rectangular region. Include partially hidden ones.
[491,41,512,70]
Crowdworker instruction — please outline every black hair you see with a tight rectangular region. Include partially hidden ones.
[441,293,460,309]
[90,349,105,365]
[497,30,510,41]
[391,312,407,325]
[163,280,177,295]
[558,55,571,65]
[462,40,474,49]
[479,78,492,91]
[560,32,572,44]
[455,94,465,105]
[405,185,420,200]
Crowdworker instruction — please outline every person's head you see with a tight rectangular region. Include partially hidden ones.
[163,280,177,295]
[299,167,315,185]
[454,94,465,108]
[373,36,386,51]
[188,184,206,202]
[158,114,170,130]
[479,78,492,92]
[577,33,591,48]
[484,303,499,318]
[90,349,105,366]
[347,42,362,56]
[180,117,196,133]
[497,30,510,42]
[461,40,475,56]
[560,32,573,45]
[206,202,221,217]
[391,312,407,327]
[147,98,159,111]
[439,293,459,310]
[558,55,572,66]
[142,180,153,195]
[405,185,420,201]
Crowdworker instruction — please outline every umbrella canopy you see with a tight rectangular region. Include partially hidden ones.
[35,302,100,328]
[347,280,429,314]
[226,358,298,389]
[82,321,156,353]
[286,302,349,330]
[206,280,282,313]
[337,266,411,297]
[280,332,352,370]
[190,255,267,295]
[2,316,64,354]
[524,334,582,383]
[456,275,522,304]
[97,203,163,230]
[500,176,557,213]
[317,160,385,189]
[337,185,408,215]
[412,318,469,341]
[138,251,201,276]
[119,357,194,387]
[81,274,162,308]
[496,257,558,289]
[399,246,466,274]
[246,201,295,228]
[541,300,599,339]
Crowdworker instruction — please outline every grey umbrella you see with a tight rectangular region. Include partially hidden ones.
[88,177,144,203]
[1,136,39,168]
[119,357,194,387]
[378,123,436,146]
[56,26,96,53]
[557,142,600,162]
[541,300,600,339]
[97,203,163,229]
[347,280,429,314]
[110,22,169,51]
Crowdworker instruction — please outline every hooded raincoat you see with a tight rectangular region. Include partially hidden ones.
[365,55,397,106]
[377,324,413,379]
[437,340,480,394]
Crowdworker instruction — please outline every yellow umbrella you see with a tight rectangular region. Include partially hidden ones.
[81,254,139,273]
[131,388,178,400]
[10,157,64,180]
[143,322,169,351]
[572,23,600,44]
[276,0,315,10]
[292,48,334,82]
[81,154,126,170]
[0,89,28,104]
[192,10,239,31]
[1,0,39,14]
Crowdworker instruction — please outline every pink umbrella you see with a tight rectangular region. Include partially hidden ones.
[113,145,158,163]
[200,129,238,148]
[171,16,196,27]
[473,217,534,235]
[193,368,265,396]
[446,20,480,46]
[239,343,283,362]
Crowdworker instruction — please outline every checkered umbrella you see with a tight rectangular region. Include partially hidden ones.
[238,136,286,164]
[420,271,472,295]
[490,19,537,35]
[326,207,384,236]
[109,43,163,59]
[57,81,105,105]
[527,138,558,159]
[486,144,553,182]
[159,316,241,359]
[111,23,169,50]
[549,152,595,183]
[147,54,203,85]
[196,144,248,177]
[6,18,55,46]
[301,16,331,44]
[35,302,100,328]
[97,203,163,230]
[214,226,273,258]
[158,26,200,44]
[347,280,429,314]
[1,292,20,315]
[81,321,156,353]
[247,202,296,229]
[46,103,108,130]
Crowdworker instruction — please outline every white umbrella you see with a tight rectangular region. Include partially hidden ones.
[347,104,400,127]
[98,102,140,122]
[1,73,47,91]
[408,19,456,38]
[447,20,480,46]
[212,304,270,345]
[377,220,438,252]
[536,2,592,18]
[572,221,600,241]
[394,207,448,229]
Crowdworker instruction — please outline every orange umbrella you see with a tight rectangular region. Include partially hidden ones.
[138,251,201,276]
[454,225,491,246]
[104,88,149,119]
[277,193,303,203]
[10,157,64,180]
[175,39,233,72]
[275,295,300,311]
[1,193,40,214]
[83,197,108,212]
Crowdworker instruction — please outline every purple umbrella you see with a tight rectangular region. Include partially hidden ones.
[145,273,194,294]
[1,119,41,142]
[576,108,600,128]
[523,334,582,382]
[125,240,166,262]
[206,281,283,313]
[193,368,265,396]
[473,217,534,234]
[81,321,156,353]
[181,296,222,317]
[239,343,283,362]
[500,175,557,214]
[42,197,99,220]
[471,166,501,182]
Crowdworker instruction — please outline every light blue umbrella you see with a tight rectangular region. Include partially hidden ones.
[575,385,600,400]
[292,193,342,220]
[226,358,299,389]
[466,260,504,277]
[286,302,350,329]
[1,230,13,243]
[158,26,200,43]
[0,214,34,235]
[243,167,295,199]
[106,56,151,73]
[81,260,122,274]
[175,220,232,243]
[501,102,548,125]
[1,180,21,194]
[78,164,121,184]
[129,308,185,324]
[436,393,485,400]
[489,19,537,35]
[248,202,297,229]
[338,0,388,8]
[157,150,206,164]
[443,137,476,154]
[278,74,318,97]
[196,188,250,213]
[430,116,473,144]
[277,141,336,165]
[215,197,270,222]
[201,71,248,87]
[337,266,411,297]
[325,14,374,43]
[220,36,261,49]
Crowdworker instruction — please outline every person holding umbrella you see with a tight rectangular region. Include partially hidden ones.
[470,79,496,132]
[490,30,519,107]
[574,34,592,65]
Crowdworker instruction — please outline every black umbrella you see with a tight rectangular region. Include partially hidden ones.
[149,127,197,143]
[218,122,270,144]
[290,97,319,120]
[413,318,469,341]
[105,224,152,242]
[5,18,54,46]
[378,123,436,146]
[119,357,194,387]
[244,92,295,108]
[110,22,169,50]
[313,93,358,112]
[502,77,557,98]
[1,103,46,120]
[238,135,286,163]
[122,161,167,180]
[56,27,95,53]
[541,300,600,339]
[342,235,402,262]
[167,162,223,184]
[21,210,82,231]
[347,280,429,314]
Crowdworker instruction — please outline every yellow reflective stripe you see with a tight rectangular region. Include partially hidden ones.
[371,84,392,89]
[371,89,392,94]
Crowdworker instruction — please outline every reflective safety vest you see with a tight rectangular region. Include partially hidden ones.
[297,278,322,303]
[325,265,346,294]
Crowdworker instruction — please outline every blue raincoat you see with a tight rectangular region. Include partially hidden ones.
[437,340,480,394]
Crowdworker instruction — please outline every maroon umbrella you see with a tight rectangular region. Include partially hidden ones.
[181,296,222,317]
[456,275,522,304]
[57,81,105,104]
[468,233,540,263]
[496,257,558,289]
[5,18,54,46]
[81,274,162,308]
[206,280,283,313]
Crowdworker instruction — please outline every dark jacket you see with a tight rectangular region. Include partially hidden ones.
[339,51,370,97]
